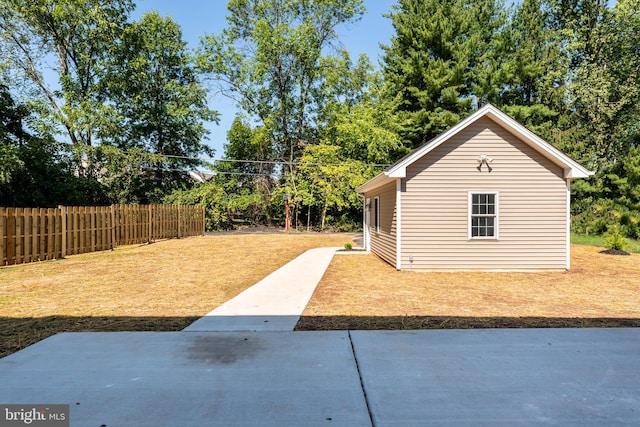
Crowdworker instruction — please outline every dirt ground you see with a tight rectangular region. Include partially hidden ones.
[296,244,640,330]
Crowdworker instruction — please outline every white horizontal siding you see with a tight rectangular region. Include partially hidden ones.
[364,181,397,267]
[401,116,568,270]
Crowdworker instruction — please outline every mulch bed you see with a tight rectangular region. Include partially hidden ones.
[295,316,640,331]
[600,249,631,255]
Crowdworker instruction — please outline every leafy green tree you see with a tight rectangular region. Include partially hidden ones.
[166,120,273,230]
[0,83,25,183]
[572,146,640,239]
[102,12,217,160]
[198,0,372,229]
[0,143,21,184]
[217,118,273,193]
[317,52,404,163]
[296,144,374,230]
[0,82,105,205]
[96,11,219,203]
[1,2,219,205]
[0,0,134,146]
[212,118,274,225]
[328,82,403,164]
[198,0,365,172]
[0,139,108,207]
[164,180,231,231]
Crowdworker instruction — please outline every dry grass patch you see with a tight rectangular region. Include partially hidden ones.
[296,245,640,330]
[0,233,353,357]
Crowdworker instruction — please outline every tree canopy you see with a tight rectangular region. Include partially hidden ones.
[0,0,217,206]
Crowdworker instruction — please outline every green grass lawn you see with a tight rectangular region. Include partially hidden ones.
[571,233,640,253]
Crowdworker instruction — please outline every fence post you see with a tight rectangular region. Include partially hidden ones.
[148,204,153,243]
[0,208,5,266]
[110,205,116,248]
[201,205,205,235]
[6,208,15,265]
[32,209,39,261]
[178,205,182,239]
[59,206,67,258]
[16,208,25,263]
[41,208,47,260]
[54,208,62,259]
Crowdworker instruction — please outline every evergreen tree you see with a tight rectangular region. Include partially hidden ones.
[498,0,568,137]
[381,0,506,148]
[551,0,640,170]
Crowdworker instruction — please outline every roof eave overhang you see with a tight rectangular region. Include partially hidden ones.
[565,168,595,180]
[356,172,396,194]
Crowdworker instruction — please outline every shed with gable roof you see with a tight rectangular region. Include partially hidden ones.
[357,104,593,271]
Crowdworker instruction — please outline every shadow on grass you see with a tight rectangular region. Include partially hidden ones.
[0,316,200,358]
[294,315,640,331]
[3,315,640,359]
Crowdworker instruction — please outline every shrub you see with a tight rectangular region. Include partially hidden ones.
[604,226,628,251]
[344,242,353,250]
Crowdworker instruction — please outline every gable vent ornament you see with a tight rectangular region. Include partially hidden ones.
[477,155,493,172]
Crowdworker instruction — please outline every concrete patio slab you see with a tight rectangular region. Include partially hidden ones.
[184,247,340,332]
[351,328,640,426]
[2,328,639,426]
[0,331,370,427]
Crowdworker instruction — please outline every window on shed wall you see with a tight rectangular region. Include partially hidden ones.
[469,192,498,239]
[374,196,380,232]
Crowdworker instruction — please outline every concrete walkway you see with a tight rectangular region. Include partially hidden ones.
[184,247,340,332]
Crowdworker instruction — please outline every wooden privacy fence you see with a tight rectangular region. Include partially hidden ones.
[0,204,205,266]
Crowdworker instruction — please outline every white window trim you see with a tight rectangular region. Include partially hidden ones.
[468,191,499,240]
[374,196,380,233]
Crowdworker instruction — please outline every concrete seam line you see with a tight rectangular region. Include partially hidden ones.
[348,330,375,426]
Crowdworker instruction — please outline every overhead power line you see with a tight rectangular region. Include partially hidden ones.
[160,154,390,168]
[61,143,391,169]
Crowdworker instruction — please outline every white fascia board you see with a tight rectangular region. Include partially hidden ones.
[387,168,406,178]
[565,167,595,180]
[356,172,394,194]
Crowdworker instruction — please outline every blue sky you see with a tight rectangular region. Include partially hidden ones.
[133,0,397,157]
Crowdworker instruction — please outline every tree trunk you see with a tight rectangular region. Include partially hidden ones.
[321,201,328,231]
